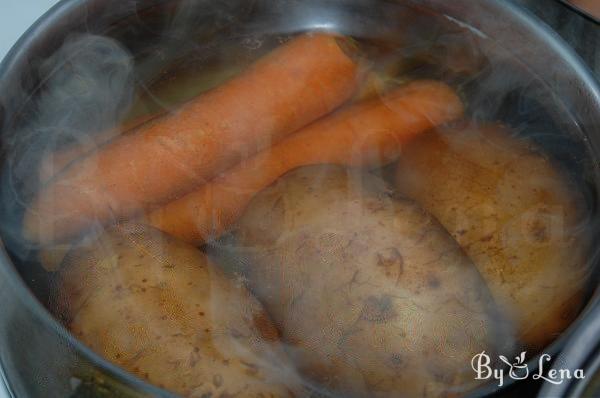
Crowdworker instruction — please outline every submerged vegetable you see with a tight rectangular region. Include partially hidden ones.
[395,123,590,349]
[147,80,464,245]
[25,33,363,245]
[55,224,302,397]
[229,165,507,398]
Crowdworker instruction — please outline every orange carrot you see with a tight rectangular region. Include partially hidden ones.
[38,112,163,184]
[147,80,464,244]
[24,33,363,245]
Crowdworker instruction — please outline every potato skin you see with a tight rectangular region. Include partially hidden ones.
[233,165,505,398]
[55,224,301,398]
[395,123,590,350]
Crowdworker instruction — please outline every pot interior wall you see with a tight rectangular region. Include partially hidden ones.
[0,1,598,397]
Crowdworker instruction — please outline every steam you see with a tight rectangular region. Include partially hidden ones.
[15,34,132,160]
[0,1,596,398]
[0,0,254,254]
[0,34,133,258]
[36,35,134,143]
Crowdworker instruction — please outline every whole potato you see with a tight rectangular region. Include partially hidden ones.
[395,123,590,350]
[230,165,506,398]
[55,224,302,398]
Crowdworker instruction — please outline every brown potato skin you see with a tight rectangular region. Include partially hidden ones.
[233,165,505,398]
[395,123,590,350]
[55,224,301,398]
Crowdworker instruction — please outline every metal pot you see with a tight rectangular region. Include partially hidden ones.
[538,303,600,397]
[0,1,598,397]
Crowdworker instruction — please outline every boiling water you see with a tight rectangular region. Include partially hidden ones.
[0,1,597,397]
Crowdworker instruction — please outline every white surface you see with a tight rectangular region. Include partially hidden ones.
[0,0,59,62]
[0,1,59,396]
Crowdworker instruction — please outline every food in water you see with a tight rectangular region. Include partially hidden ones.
[24,28,591,398]
[395,123,590,349]
[56,224,303,397]
[24,33,363,245]
[147,80,464,245]
[230,165,507,397]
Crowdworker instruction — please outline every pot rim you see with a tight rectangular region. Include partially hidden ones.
[0,2,179,396]
[537,303,600,397]
[0,0,599,397]
[556,0,600,25]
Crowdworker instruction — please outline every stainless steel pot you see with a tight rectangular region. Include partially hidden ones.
[559,0,600,23]
[538,303,600,397]
[0,1,598,397]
